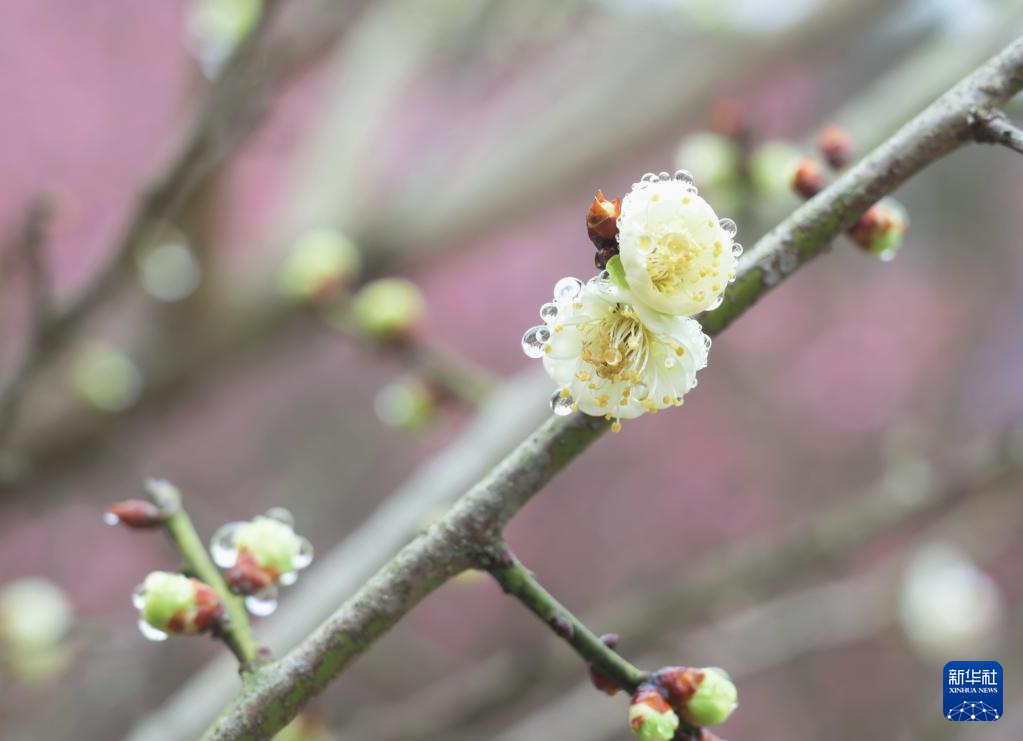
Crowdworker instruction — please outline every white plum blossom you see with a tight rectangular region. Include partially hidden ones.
[523,276,709,428]
[617,173,739,316]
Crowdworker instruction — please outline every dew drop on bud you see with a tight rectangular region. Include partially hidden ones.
[264,507,294,526]
[210,523,241,568]
[732,242,743,257]
[131,583,147,610]
[878,249,897,263]
[293,537,314,570]
[137,618,168,642]
[553,277,583,302]
[719,218,738,237]
[279,571,299,587]
[674,169,694,185]
[539,303,559,322]
[521,326,551,359]
[549,390,574,416]
[103,512,120,526]
[245,587,279,617]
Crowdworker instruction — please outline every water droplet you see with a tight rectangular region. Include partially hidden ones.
[265,507,294,526]
[210,522,241,568]
[657,171,671,181]
[703,335,713,351]
[706,294,724,311]
[245,587,279,616]
[640,173,657,183]
[878,249,897,263]
[103,512,120,526]
[663,357,677,370]
[132,583,147,610]
[553,277,583,302]
[521,326,551,359]
[731,242,743,257]
[138,618,168,641]
[549,390,574,416]
[674,169,694,185]
[279,571,299,587]
[633,383,650,400]
[540,303,559,322]
[293,537,314,570]
[718,218,737,237]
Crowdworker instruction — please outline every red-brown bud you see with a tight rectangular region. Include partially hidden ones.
[654,666,703,708]
[587,190,621,252]
[105,499,163,529]
[791,157,824,199]
[589,633,624,695]
[226,549,278,595]
[817,124,853,169]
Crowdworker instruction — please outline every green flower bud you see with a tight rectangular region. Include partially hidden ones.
[749,141,802,198]
[674,132,741,192]
[0,578,73,651]
[350,278,425,338]
[628,698,679,741]
[69,341,143,413]
[685,667,738,727]
[279,229,361,304]
[374,378,437,432]
[234,516,301,575]
[140,572,196,632]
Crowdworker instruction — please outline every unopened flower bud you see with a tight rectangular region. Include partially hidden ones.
[279,228,361,305]
[589,633,623,696]
[0,578,73,651]
[105,499,163,529]
[848,199,908,261]
[212,511,313,605]
[656,666,738,727]
[791,157,824,200]
[749,141,802,198]
[350,278,425,340]
[587,190,621,255]
[135,571,222,638]
[817,124,853,169]
[374,377,438,432]
[629,685,680,741]
[69,341,143,413]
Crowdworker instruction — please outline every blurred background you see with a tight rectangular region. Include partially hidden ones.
[1,0,1022,739]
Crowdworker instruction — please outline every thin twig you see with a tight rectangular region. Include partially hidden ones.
[145,480,262,670]
[480,546,648,693]
[199,36,1023,741]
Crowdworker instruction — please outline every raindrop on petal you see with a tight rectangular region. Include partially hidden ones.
[245,587,278,617]
[137,618,168,642]
[706,294,724,311]
[103,512,120,526]
[293,537,314,570]
[640,173,657,183]
[674,169,695,185]
[703,335,713,351]
[521,326,552,359]
[549,390,574,416]
[539,303,559,322]
[731,242,744,257]
[663,357,677,370]
[553,277,583,303]
[718,218,738,237]
[657,171,671,181]
[633,383,650,401]
[132,583,147,610]
[210,522,241,568]
[264,507,294,526]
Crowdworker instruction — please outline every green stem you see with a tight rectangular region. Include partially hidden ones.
[484,547,648,692]
[146,480,261,669]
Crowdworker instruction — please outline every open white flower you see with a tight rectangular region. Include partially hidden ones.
[522,276,709,427]
[617,172,740,316]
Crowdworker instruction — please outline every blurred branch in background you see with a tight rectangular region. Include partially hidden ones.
[197,37,1023,739]
[334,421,1023,741]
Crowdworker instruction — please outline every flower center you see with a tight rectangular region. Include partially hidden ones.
[646,232,699,295]
[580,305,650,386]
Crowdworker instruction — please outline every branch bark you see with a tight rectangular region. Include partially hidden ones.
[198,36,1023,739]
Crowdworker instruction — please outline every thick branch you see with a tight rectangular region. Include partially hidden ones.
[201,35,1023,739]
[482,547,648,693]
[146,480,261,669]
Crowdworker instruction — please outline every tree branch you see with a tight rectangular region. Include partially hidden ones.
[481,546,648,693]
[970,108,1023,155]
[145,480,262,669]
[199,36,1023,739]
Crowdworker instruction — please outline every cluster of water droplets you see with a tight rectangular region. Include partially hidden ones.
[209,507,314,617]
[522,277,588,415]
